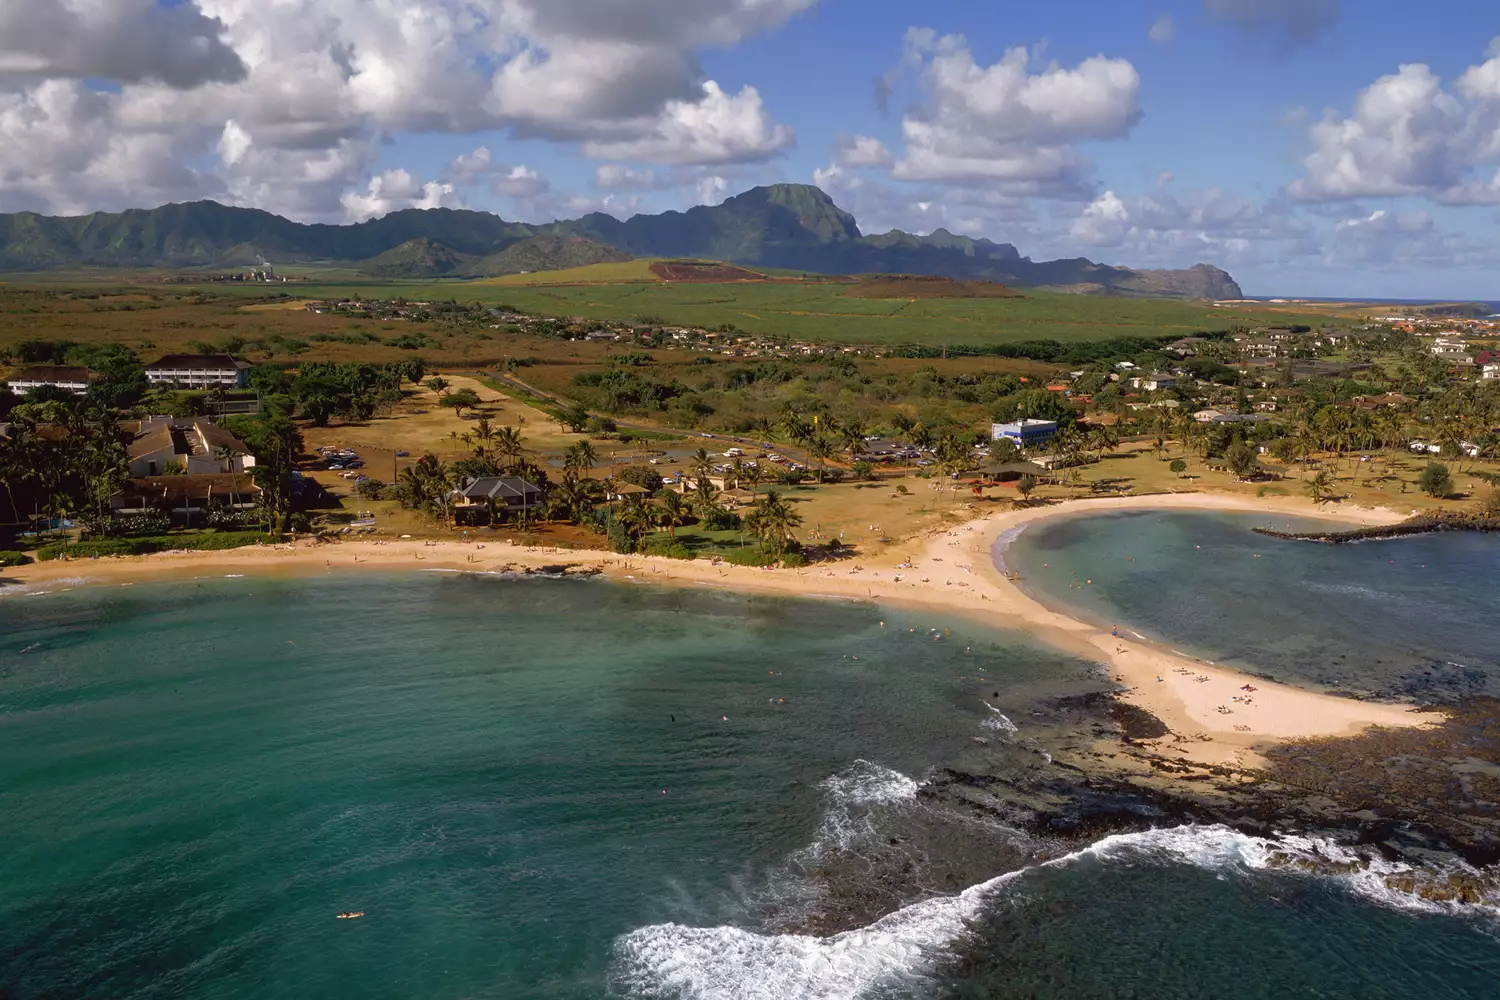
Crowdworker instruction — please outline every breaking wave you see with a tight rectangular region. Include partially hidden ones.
[801,760,920,857]
[612,824,1499,1000]
[979,701,1018,735]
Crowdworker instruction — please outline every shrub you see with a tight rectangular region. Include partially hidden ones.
[1419,461,1453,499]
[851,461,875,481]
[0,550,32,567]
[1169,459,1187,476]
[640,537,697,560]
[721,545,776,567]
[699,506,741,531]
[36,532,271,561]
[781,552,809,568]
[616,465,664,492]
[355,478,385,499]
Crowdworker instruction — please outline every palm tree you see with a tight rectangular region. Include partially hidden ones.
[745,490,803,560]
[726,456,747,492]
[690,447,714,487]
[890,413,916,445]
[1086,425,1119,461]
[779,412,812,451]
[910,424,935,453]
[616,495,652,545]
[473,417,497,456]
[807,435,835,482]
[1305,470,1334,504]
[839,419,867,462]
[693,476,721,511]
[565,440,598,479]
[494,425,525,469]
[655,490,688,541]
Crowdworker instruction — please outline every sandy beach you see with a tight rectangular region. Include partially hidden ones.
[4,492,1439,766]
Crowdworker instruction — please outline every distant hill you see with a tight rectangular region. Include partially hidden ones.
[0,184,1243,299]
[356,234,629,278]
[458,235,631,278]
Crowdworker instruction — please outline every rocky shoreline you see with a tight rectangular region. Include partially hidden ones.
[1254,511,1500,544]
[793,690,1500,936]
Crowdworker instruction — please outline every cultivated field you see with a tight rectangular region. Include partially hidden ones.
[476,281,1331,347]
[0,271,1341,363]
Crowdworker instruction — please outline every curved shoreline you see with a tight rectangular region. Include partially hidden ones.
[3,492,1439,765]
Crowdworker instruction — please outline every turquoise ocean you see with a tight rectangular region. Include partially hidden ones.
[3,549,1499,998]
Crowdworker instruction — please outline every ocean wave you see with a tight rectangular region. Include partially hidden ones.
[799,761,921,858]
[988,525,1031,574]
[979,701,1018,735]
[613,824,1499,1000]
[0,576,103,599]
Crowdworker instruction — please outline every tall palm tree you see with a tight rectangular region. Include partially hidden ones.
[839,419,867,462]
[745,490,803,560]
[690,447,714,487]
[494,425,525,469]
[473,417,497,457]
[655,490,688,541]
[807,435,835,482]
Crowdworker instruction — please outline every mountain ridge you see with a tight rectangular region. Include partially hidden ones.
[0,184,1243,299]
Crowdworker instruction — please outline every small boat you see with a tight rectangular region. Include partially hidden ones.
[336,911,365,920]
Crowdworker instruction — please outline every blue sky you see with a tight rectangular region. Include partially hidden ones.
[3,0,1499,298]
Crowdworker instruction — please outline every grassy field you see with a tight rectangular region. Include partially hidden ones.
[472,281,1333,347]
[0,269,1346,357]
[474,259,667,285]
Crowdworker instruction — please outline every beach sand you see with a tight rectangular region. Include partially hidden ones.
[5,492,1438,766]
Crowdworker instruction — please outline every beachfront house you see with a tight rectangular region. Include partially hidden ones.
[144,354,252,389]
[7,365,94,395]
[452,475,545,525]
[991,419,1058,447]
[126,417,256,477]
[110,474,261,523]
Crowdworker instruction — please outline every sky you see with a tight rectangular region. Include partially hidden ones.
[1,1,1499,299]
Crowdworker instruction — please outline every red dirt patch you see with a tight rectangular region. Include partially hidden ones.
[843,274,1023,299]
[650,260,767,282]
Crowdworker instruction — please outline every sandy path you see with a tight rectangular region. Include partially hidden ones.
[5,493,1438,765]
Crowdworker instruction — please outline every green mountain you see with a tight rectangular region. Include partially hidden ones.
[457,235,631,277]
[0,184,1243,298]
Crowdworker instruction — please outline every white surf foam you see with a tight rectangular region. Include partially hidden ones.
[614,824,1499,1000]
[979,701,1018,735]
[802,761,921,857]
[0,576,102,599]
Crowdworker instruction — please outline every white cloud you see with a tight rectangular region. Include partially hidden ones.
[888,29,1141,195]
[1205,0,1340,50]
[0,0,812,217]
[834,133,894,168]
[594,165,663,191]
[447,146,498,186]
[1069,190,1132,246]
[1289,46,1500,205]
[443,147,549,197]
[489,165,549,199]
[340,169,461,222]
[580,81,794,165]
[1149,15,1177,47]
[0,0,245,89]
[695,175,730,206]
[1322,208,1484,268]
[1065,186,1315,266]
